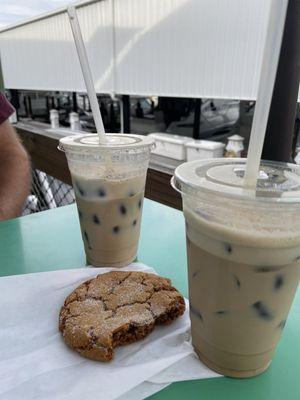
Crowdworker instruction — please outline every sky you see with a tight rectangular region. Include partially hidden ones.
[0,0,75,28]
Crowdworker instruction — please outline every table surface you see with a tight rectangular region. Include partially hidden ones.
[1,199,299,400]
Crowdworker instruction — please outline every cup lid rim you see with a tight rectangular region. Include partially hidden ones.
[173,158,300,203]
[59,133,154,152]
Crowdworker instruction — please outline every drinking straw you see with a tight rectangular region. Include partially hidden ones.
[244,0,288,188]
[67,6,106,142]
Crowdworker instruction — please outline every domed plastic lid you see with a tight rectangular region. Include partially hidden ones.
[173,158,300,203]
[59,133,154,152]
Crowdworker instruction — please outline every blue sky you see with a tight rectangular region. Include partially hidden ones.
[0,0,75,27]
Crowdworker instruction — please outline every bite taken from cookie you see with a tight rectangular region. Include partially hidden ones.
[59,271,186,361]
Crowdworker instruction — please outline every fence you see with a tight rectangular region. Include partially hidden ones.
[23,169,75,215]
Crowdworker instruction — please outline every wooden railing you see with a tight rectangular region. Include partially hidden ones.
[15,122,182,210]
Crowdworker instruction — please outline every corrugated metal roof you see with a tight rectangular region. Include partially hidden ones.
[0,0,101,33]
[0,0,114,93]
[114,0,270,100]
[1,0,296,100]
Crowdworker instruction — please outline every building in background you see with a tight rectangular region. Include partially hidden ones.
[0,0,298,146]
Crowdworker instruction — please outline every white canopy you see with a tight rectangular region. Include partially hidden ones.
[1,0,295,100]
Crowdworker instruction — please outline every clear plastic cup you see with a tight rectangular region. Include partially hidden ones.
[172,158,300,378]
[59,133,154,267]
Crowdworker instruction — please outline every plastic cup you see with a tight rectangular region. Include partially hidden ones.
[59,133,154,267]
[172,158,300,378]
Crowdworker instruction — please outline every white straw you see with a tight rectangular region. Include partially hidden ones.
[244,0,288,188]
[67,6,106,142]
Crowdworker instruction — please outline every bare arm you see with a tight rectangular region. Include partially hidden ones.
[0,120,30,220]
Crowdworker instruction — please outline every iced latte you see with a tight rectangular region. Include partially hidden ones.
[173,159,300,377]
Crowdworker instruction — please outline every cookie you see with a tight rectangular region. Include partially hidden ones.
[59,271,186,361]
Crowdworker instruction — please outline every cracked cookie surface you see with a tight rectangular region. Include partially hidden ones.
[59,271,186,361]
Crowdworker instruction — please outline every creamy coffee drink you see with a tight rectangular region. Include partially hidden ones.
[73,174,145,267]
[185,207,300,377]
[173,159,300,377]
[59,133,154,267]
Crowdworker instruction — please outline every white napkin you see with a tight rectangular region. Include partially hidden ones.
[0,263,220,400]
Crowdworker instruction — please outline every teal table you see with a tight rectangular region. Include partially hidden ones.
[0,199,299,399]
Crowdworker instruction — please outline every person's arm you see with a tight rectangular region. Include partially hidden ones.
[0,120,30,220]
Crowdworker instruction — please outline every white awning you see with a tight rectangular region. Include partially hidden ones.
[1,0,296,100]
